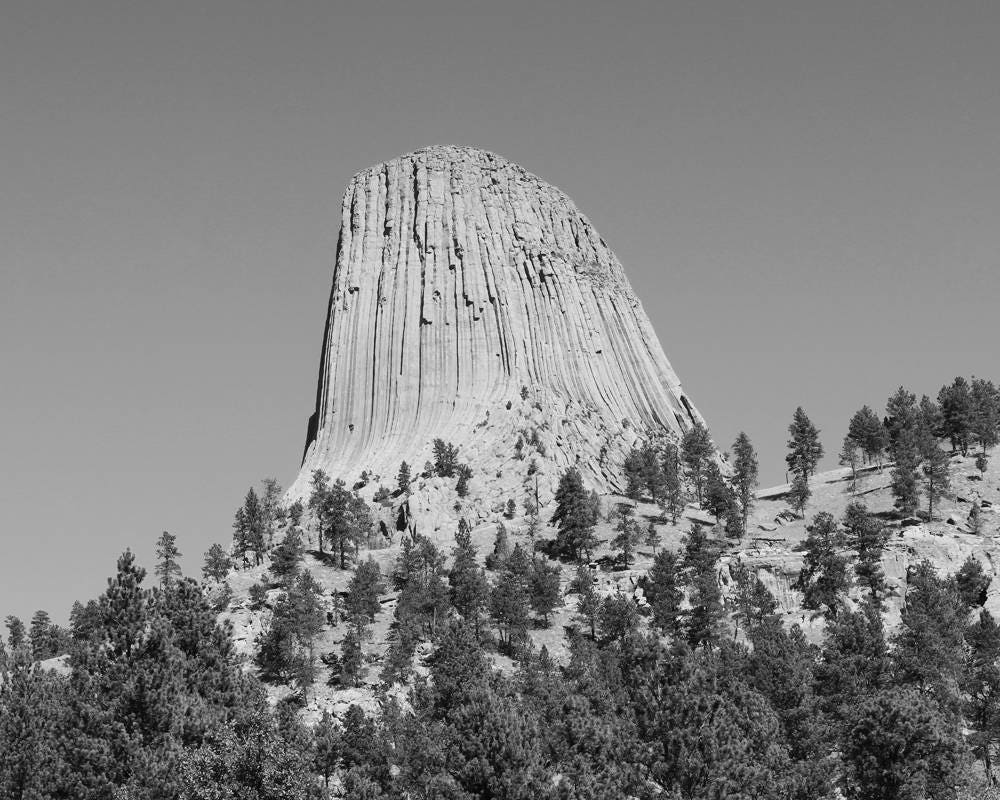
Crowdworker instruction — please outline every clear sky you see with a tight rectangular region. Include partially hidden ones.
[2,0,998,622]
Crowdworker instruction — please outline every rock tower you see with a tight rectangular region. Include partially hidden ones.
[289,145,707,504]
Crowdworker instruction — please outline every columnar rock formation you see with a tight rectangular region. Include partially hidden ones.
[289,145,708,503]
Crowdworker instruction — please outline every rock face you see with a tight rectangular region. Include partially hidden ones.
[290,145,707,501]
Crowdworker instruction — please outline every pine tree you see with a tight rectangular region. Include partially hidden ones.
[312,710,343,790]
[345,558,386,626]
[891,429,921,516]
[449,524,489,630]
[702,461,733,523]
[455,464,472,498]
[597,594,639,645]
[682,526,723,647]
[646,550,683,635]
[730,432,759,536]
[839,434,861,494]
[915,395,944,459]
[484,522,511,570]
[260,477,283,548]
[201,543,231,583]
[786,407,824,477]
[848,405,889,467]
[308,468,331,555]
[893,560,967,701]
[788,470,811,518]
[432,439,460,477]
[661,442,684,523]
[644,521,661,555]
[680,424,713,503]
[269,527,304,586]
[5,615,26,650]
[154,530,182,590]
[551,468,598,562]
[528,558,563,625]
[570,565,599,638]
[843,502,888,597]
[397,461,412,493]
[845,687,967,800]
[239,488,266,566]
[938,377,973,454]
[730,561,778,635]
[971,377,1000,454]
[922,442,951,520]
[886,385,920,456]
[28,610,60,660]
[489,569,530,651]
[964,610,1000,779]
[794,512,849,619]
[956,555,991,609]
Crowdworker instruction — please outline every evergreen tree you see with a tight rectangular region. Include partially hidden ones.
[977,451,990,478]
[239,488,266,566]
[844,502,889,597]
[956,554,991,609]
[345,558,386,626]
[397,460,412,493]
[938,377,974,455]
[848,404,889,467]
[644,521,661,555]
[201,543,231,583]
[646,550,683,635]
[972,377,1000,454]
[886,385,920,456]
[839,434,861,493]
[682,526,723,647]
[788,470,811,518]
[484,522,511,570]
[730,561,779,634]
[794,512,849,619]
[28,610,61,660]
[449,524,489,630]
[260,477,283,548]
[551,468,598,562]
[528,558,562,625]
[844,687,967,800]
[891,429,921,516]
[269,527,304,587]
[964,610,1000,780]
[893,560,967,704]
[5,615,26,651]
[455,463,472,498]
[680,423,713,503]
[312,709,343,791]
[623,443,666,503]
[489,569,530,651]
[731,431,759,535]
[432,439,460,477]
[702,460,733,523]
[786,406,824,477]
[308,468,331,555]
[922,441,951,520]
[154,530,182,590]
[597,594,639,645]
[570,565,599,639]
[660,442,684,523]
[916,395,944,459]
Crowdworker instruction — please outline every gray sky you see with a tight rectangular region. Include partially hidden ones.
[2,0,998,622]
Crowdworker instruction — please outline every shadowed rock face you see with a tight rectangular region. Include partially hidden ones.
[290,145,706,498]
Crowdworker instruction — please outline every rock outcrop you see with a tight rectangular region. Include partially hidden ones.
[289,145,707,501]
